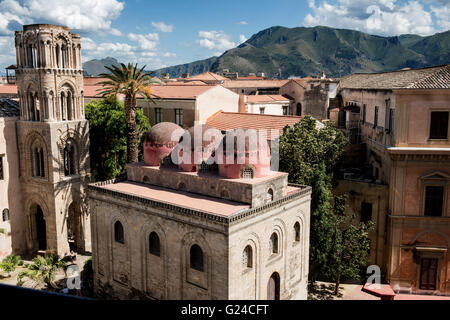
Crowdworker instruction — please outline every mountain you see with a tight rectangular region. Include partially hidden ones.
[153,26,450,78]
[152,56,219,78]
[82,57,121,76]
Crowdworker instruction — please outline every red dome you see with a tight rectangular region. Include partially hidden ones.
[218,129,271,179]
[143,122,183,166]
[177,124,223,172]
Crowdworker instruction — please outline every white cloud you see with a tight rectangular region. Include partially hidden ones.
[197,30,236,51]
[239,34,247,43]
[237,21,248,25]
[431,5,450,30]
[152,21,173,32]
[0,35,15,67]
[0,0,124,35]
[128,33,159,51]
[163,52,176,57]
[304,0,439,36]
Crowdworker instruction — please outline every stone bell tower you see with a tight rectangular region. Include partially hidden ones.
[15,24,91,256]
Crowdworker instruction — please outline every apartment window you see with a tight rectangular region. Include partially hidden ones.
[155,108,163,124]
[374,106,379,128]
[362,104,366,124]
[387,109,395,134]
[0,155,4,180]
[259,107,265,114]
[361,202,373,223]
[429,111,449,139]
[424,186,444,216]
[282,105,288,115]
[175,109,183,126]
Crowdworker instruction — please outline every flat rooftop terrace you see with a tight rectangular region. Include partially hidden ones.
[89,180,306,219]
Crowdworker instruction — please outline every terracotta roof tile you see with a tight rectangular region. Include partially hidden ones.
[223,79,289,89]
[340,65,450,90]
[0,85,18,94]
[246,95,290,103]
[207,111,303,140]
[187,72,228,81]
[149,84,215,99]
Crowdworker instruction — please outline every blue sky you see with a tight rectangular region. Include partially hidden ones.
[0,0,449,71]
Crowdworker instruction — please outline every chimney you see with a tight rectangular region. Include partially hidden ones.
[238,94,246,113]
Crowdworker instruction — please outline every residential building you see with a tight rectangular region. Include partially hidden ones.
[335,64,450,295]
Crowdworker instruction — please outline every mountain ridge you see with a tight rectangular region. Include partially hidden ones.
[83,26,450,78]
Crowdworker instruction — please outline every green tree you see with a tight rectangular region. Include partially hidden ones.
[279,116,348,280]
[85,97,150,181]
[17,254,69,289]
[325,195,375,295]
[0,254,23,277]
[97,63,161,163]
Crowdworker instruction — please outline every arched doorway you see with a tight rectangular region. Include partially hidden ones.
[296,103,302,116]
[31,204,46,251]
[67,202,83,251]
[267,272,280,300]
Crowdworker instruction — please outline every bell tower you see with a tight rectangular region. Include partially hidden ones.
[15,24,91,256]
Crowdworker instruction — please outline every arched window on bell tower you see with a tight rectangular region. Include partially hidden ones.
[60,91,66,120]
[55,44,60,68]
[63,141,77,176]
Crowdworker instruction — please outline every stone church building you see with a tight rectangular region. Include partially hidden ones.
[88,124,311,299]
[0,24,91,257]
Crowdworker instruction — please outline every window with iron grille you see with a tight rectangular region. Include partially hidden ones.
[424,186,444,216]
[175,109,183,126]
[241,168,254,179]
[429,112,449,139]
[374,106,379,128]
[362,104,366,124]
[155,108,163,124]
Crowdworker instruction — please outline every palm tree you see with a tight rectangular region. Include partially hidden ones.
[97,63,162,163]
[17,254,69,289]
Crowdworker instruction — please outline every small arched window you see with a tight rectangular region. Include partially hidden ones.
[270,233,279,254]
[114,221,124,244]
[267,188,274,201]
[149,232,161,256]
[60,92,65,120]
[242,245,253,268]
[33,147,45,178]
[190,244,204,272]
[2,209,9,222]
[63,143,76,176]
[241,167,254,179]
[294,222,300,242]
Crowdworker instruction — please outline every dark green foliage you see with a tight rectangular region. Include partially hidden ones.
[325,195,375,295]
[17,254,68,288]
[85,97,150,181]
[280,116,348,280]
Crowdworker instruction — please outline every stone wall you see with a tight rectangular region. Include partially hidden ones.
[126,163,288,207]
[88,179,311,300]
